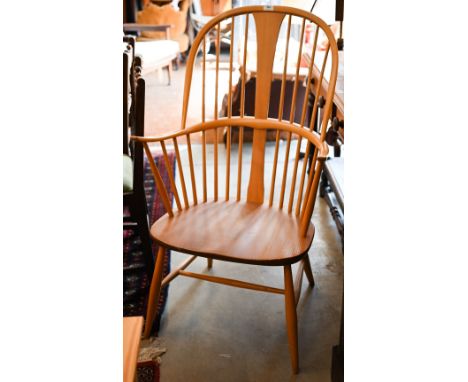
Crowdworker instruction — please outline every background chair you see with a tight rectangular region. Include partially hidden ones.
[189,0,232,52]
[124,24,179,85]
[132,6,338,374]
[136,0,191,55]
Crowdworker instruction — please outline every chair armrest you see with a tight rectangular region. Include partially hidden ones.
[317,141,329,161]
[123,23,174,39]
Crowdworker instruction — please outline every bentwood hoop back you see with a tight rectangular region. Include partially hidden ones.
[132,5,339,374]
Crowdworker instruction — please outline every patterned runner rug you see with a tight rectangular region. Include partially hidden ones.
[123,151,175,335]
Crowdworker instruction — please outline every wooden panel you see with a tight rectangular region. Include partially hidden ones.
[123,316,143,382]
[246,12,285,204]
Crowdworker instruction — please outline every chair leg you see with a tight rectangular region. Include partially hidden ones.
[143,245,166,338]
[284,265,299,374]
[166,63,173,86]
[207,258,213,268]
[302,254,315,288]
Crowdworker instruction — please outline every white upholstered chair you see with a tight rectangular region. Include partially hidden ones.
[124,24,180,85]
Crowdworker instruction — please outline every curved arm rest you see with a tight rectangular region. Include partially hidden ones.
[131,117,329,159]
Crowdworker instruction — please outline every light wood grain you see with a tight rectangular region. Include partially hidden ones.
[246,12,285,204]
[135,6,339,374]
[160,140,182,211]
[144,246,166,338]
[143,142,174,217]
[161,254,198,287]
[172,137,189,209]
[178,270,285,294]
[150,201,315,265]
[284,265,299,374]
[294,259,305,306]
[277,15,292,123]
[123,316,144,382]
[303,254,315,287]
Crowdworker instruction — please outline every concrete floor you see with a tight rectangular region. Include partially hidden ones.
[142,58,343,382]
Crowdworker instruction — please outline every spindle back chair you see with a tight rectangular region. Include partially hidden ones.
[132,5,338,374]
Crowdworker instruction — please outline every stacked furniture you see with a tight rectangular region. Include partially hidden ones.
[123,41,154,280]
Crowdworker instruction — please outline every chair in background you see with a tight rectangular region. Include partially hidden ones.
[132,6,339,374]
[123,46,154,280]
[189,0,232,52]
[136,0,191,55]
[124,24,179,85]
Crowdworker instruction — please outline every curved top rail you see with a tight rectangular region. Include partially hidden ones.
[181,5,339,130]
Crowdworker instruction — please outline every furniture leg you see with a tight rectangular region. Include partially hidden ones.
[143,245,166,338]
[284,264,299,374]
[302,254,315,288]
[319,168,328,197]
[166,63,173,85]
[207,258,213,268]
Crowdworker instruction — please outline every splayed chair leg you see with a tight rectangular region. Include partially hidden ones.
[284,264,299,374]
[143,245,166,338]
[303,253,315,288]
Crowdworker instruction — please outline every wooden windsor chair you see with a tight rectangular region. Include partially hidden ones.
[132,5,338,374]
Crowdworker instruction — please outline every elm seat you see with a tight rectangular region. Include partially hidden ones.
[123,154,133,192]
[151,201,315,266]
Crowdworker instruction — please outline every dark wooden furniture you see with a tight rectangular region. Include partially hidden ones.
[222,77,311,143]
[124,23,179,84]
[123,43,155,279]
[303,45,344,382]
[304,50,344,244]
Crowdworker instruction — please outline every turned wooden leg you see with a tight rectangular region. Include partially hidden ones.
[143,245,166,338]
[207,258,213,268]
[284,264,299,374]
[303,254,315,288]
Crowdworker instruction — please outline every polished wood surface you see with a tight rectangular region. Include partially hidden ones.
[150,201,315,265]
[123,316,144,382]
[247,11,286,204]
[132,6,339,374]
[284,265,298,373]
[144,246,167,338]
